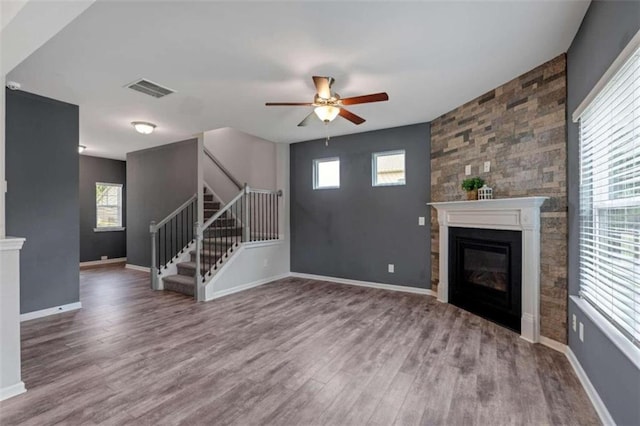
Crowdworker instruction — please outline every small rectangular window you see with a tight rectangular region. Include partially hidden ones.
[96,183,123,229]
[373,150,406,186]
[313,157,340,189]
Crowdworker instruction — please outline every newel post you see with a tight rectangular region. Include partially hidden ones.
[194,221,203,301]
[243,184,250,242]
[150,221,159,290]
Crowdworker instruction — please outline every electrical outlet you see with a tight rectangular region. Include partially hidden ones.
[418,216,425,226]
[483,161,491,173]
[388,264,394,273]
[579,322,584,342]
[572,314,577,332]
[101,255,108,260]
[465,164,471,175]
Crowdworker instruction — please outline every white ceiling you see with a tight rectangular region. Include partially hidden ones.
[8,0,590,160]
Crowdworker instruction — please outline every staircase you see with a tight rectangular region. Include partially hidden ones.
[150,181,282,301]
[162,189,242,297]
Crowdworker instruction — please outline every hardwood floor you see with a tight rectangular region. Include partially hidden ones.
[0,265,599,425]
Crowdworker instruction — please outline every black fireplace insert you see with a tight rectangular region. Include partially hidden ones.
[448,227,522,332]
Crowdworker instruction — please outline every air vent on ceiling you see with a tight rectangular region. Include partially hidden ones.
[126,78,175,98]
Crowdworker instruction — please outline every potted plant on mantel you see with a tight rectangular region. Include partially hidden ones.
[461,177,485,200]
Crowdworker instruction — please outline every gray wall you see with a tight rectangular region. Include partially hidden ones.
[567,1,640,424]
[290,123,431,288]
[126,139,197,267]
[79,155,126,262]
[6,89,79,314]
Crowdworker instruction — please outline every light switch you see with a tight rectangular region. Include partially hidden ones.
[484,161,491,172]
[418,216,425,226]
[388,264,395,273]
[465,164,471,175]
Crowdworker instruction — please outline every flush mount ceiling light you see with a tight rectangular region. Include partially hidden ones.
[314,105,340,123]
[78,145,86,153]
[131,121,156,134]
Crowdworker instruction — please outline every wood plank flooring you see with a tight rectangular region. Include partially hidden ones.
[0,265,600,425]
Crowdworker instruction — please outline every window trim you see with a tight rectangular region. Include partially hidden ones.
[576,39,639,349]
[372,150,406,187]
[312,157,340,190]
[571,296,640,370]
[95,182,124,231]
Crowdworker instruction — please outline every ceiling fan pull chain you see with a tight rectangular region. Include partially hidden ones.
[324,123,330,146]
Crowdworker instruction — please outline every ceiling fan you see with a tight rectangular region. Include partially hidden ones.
[265,76,389,127]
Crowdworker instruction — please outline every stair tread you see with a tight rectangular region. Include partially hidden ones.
[177,261,196,269]
[202,236,241,243]
[203,226,242,230]
[189,249,224,255]
[162,274,194,286]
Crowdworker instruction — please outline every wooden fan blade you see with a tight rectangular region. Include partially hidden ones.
[265,102,313,106]
[297,111,316,127]
[339,108,365,125]
[312,76,334,99]
[340,92,389,105]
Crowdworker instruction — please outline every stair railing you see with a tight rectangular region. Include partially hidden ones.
[194,185,282,300]
[149,194,197,290]
[204,147,243,190]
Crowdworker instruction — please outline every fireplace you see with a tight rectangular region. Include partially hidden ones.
[428,197,547,342]
[449,227,522,331]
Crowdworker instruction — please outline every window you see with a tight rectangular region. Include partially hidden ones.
[313,157,340,189]
[373,150,406,186]
[96,183,123,231]
[578,44,639,348]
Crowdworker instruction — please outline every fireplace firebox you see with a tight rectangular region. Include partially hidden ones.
[448,227,522,332]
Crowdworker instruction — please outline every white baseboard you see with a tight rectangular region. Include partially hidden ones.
[125,264,151,273]
[566,348,615,426]
[21,302,82,322]
[289,272,436,297]
[206,272,290,301]
[0,382,26,401]
[539,336,567,353]
[80,257,126,267]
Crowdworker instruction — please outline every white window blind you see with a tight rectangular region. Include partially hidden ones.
[578,44,640,348]
[96,183,123,228]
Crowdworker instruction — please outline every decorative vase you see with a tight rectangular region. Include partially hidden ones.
[466,189,478,200]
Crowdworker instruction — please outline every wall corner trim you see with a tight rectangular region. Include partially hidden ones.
[289,272,436,297]
[20,302,82,322]
[0,382,26,402]
[566,347,616,426]
[125,264,151,273]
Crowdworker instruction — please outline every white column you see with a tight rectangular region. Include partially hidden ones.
[520,207,541,343]
[1,73,6,239]
[0,237,26,401]
[437,210,449,303]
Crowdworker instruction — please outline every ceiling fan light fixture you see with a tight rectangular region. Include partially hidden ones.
[314,105,340,123]
[132,121,156,134]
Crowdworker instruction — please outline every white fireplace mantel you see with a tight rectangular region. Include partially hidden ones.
[428,197,548,343]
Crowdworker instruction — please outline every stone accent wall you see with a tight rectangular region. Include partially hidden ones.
[430,54,568,343]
